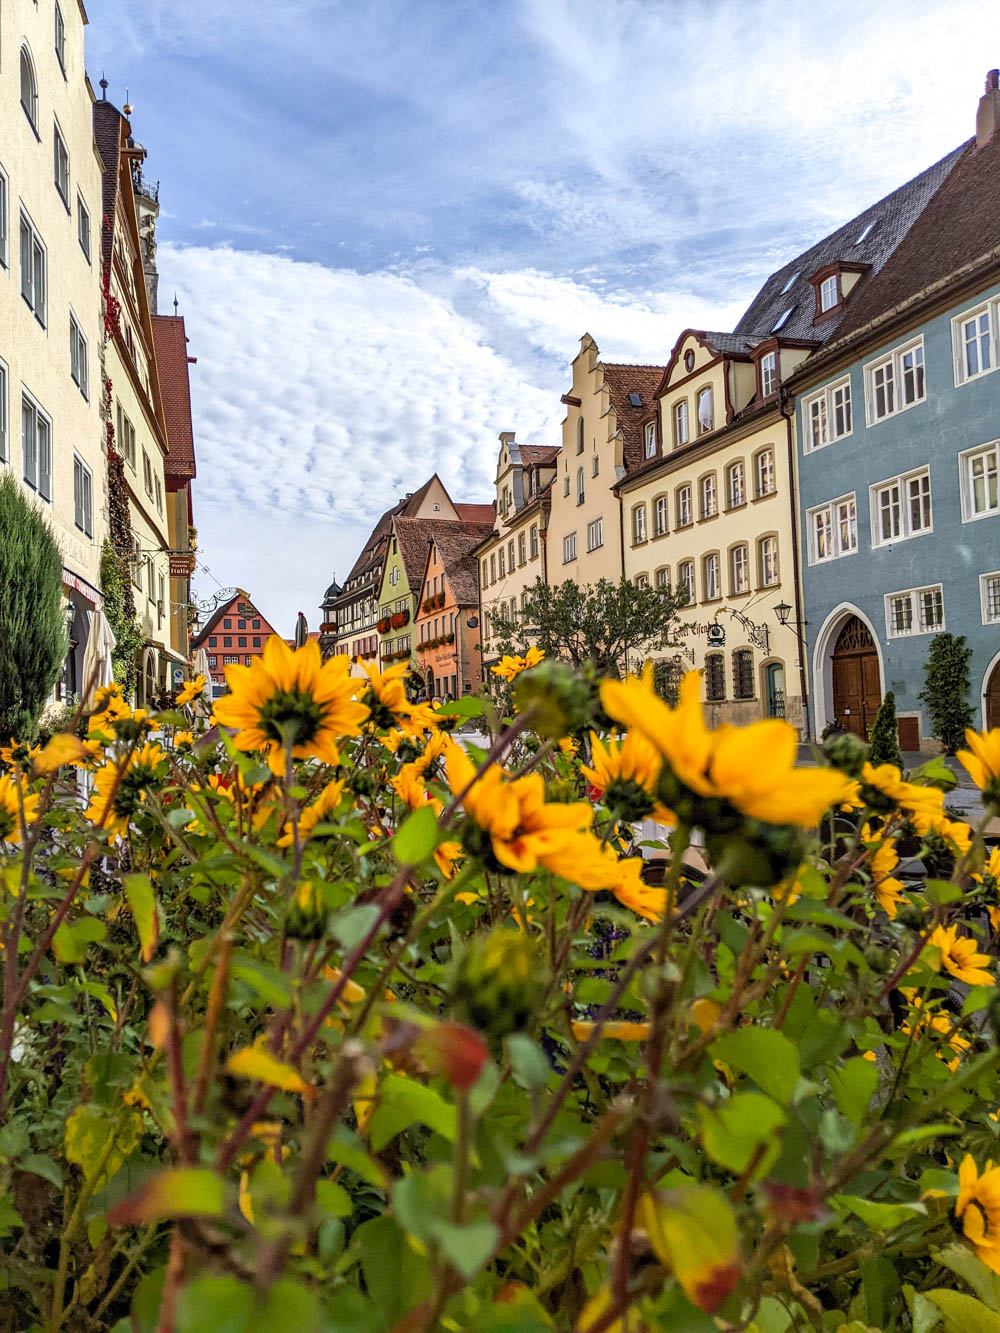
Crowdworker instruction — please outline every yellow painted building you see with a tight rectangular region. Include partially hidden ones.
[618,329,814,732]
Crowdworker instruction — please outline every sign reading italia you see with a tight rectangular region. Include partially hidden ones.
[169,553,194,577]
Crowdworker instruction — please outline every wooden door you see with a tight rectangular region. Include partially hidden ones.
[987,662,1000,730]
[831,617,881,737]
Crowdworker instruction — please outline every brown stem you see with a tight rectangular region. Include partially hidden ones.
[192,932,233,1117]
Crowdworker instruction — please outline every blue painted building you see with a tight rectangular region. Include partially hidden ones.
[793,80,1000,745]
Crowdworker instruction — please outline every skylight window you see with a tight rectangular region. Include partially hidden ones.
[779,271,799,295]
[628,392,642,407]
[772,307,794,332]
[855,221,877,245]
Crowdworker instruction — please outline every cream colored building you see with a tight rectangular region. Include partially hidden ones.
[618,329,814,731]
[545,335,665,590]
[477,432,558,667]
[1,0,107,695]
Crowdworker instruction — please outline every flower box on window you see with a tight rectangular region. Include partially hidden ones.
[376,617,391,634]
[444,633,456,645]
[390,610,409,629]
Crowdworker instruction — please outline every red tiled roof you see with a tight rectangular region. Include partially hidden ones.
[151,315,196,480]
[517,445,560,466]
[425,522,495,606]
[455,502,495,523]
[602,363,666,471]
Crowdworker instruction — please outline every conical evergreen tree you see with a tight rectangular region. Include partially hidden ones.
[0,474,67,740]
[868,691,902,768]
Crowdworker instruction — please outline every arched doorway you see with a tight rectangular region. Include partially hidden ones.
[764,662,785,718]
[831,616,881,737]
[986,659,1000,729]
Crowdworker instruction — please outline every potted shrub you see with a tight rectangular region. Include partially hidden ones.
[390,610,409,629]
[376,617,390,634]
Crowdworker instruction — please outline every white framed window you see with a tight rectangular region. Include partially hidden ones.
[69,313,88,398]
[20,46,38,132]
[563,475,570,497]
[655,566,669,589]
[678,560,695,602]
[635,573,649,589]
[586,517,603,551]
[73,453,93,537]
[760,351,777,397]
[726,460,745,508]
[703,553,720,600]
[518,532,526,564]
[142,448,153,497]
[77,194,90,262]
[155,475,163,514]
[730,544,749,594]
[529,524,538,558]
[699,473,717,519]
[489,554,496,583]
[21,392,52,501]
[498,547,505,577]
[758,535,779,587]
[632,504,646,543]
[0,165,8,270]
[980,571,1000,625]
[19,210,47,327]
[676,484,692,527]
[132,535,142,589]
[755,447,775,497]
[576,466,585,505]
[959,441,1000,521]
[865,337,925,424]
[508,540,515,571]
[807,494,857,563]
[591,453,599,477]
[0,359,6,462]
[803,377,852,452]
[55,3,67,73]
[653,494,668,536]
[116,403,136,468]
[53,121,70,208]
[644,420,656,458]
[819,274,839,312]
[562,532,577,563]
[953,299,996,385]
[870,467,931,546]
[885,584,944,638]
[697,386,713,435]
[673,399,689,448]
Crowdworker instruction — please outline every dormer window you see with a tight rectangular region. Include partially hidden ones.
[644,420,656,458]
[697,387,713,435]
[760,351,777,398]
[820,274,839,312]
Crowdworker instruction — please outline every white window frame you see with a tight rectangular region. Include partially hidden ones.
[678,560,695,602]
[952,298,997,387]
[155,475,163,514]
[19,209,47,328]
[806,493,857,564]
[870,466,932,548]
[591,453,599,477]
[730,544,749,595]
[142,448,154,498]
[653,494,668,536]
[655,566,669,589]
[759,535,779,587]
[726,460,745,508]
[959,440,1000,522]
[673,399,689,448]
[697,386,713,436]
[20,46,39,133]
[864,335,926,425]
[562,532,577,564]
[0,163,8,270]
[586,517,603,551]
[819,274,839,312]
[0,358,7,462]
[632,504,646,544]
[117,403,136,468]
[69,311,88,399]
[699,473,717,520]
[53,119,70,209]
[77,194,91,263]
[132,535,143,589]
[676,483,692,527]
[703,552,720,601]
[518,532,526,564]
[21,390,52,501]
[760,351,777,397]
[73,452,93,538]
[55,2,67,74]
[802,376,852,453]
[755,447,775,497]
[529,524,538,558]
[644,420,656,459]
[576,466,585,506]
[979,571,1000,625]
[885,584,945,639]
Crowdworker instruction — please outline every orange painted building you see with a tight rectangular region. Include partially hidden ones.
[189,590,281,695]
[415,523,492,699]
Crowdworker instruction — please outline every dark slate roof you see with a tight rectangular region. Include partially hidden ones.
[837,132,998,338]
[698,331,765,356]
[602,363,667,471]
[733,141,969,344]
[93,100,124,271]
[429,522,496,606]
[150,315,196,480]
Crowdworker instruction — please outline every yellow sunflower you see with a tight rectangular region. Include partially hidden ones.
[0,774,40,844]
[176,673,207,706]
[867,838,906,919]
[390,760,461,876]
[928,924,994,988]
[491,646,545,683]
[84,743,166,842]
[957,1155,1000,1273]
[277,778,346,847]
[581,730,674,824]
[957,728,1000,800]
[857,763,946,822]
[213,638,368,776]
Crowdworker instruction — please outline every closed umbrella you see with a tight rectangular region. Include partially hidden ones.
[81,608,116,710]
[193,647,211,680]
[294,612,308,649]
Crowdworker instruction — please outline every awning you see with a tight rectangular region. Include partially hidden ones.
[62,567,104,607]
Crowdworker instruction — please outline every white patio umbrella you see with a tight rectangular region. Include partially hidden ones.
[81,608,116,710]
[193,647,211,680]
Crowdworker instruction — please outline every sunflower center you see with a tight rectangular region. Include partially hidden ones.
[604,777,654,822]
[258,689,324,747]
[114,764,160,817]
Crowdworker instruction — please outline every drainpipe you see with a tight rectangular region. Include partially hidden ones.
[780,389,812,742]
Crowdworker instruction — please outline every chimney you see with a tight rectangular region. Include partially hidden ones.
[977,69,1000,147]
[498,431,515,447]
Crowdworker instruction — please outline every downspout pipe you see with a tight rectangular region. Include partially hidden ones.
[780,388,812,742]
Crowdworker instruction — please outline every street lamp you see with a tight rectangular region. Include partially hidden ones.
[774,600,792,627]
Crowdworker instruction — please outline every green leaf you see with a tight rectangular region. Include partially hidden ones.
[698,1092,785,1177]
[230,956,294,1009]
[964,987,994,1016]
[65,1105,142,1189]
[905,1285,943,1333]
[174,1276,323,1332]
[710,1028,800,1104]
[19,1153,62,1189]
[935,1243,1000,1310]
[326,1128,389,1189]
[0,1193,23,1238]
[82,979,118,1021]
[828,1057,878,1125]
[354,1215,432,1323]
[925,879,964,906]
[315,1178,352,1218]
[435,696,484,719]
[109,1168,225,1225]
[330,903,381,952]
[507,1034,551,1091]
[52,916,106,964]
[368,1074,458,1150]
[886,1124,960,1157]
[428,1218,499,1278]
[124,873,159,962]
[393,805,439,865]
[834,1195,926,1231]
[925,1289,1000,1333]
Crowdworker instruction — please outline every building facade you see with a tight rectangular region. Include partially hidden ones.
[415,522,492,698]
[796,82,1000,744]
[1,0,108,694]
[190,591,281,697]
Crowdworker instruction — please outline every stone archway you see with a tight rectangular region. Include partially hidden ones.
[985,657,1000,730]
[831,616,881,738]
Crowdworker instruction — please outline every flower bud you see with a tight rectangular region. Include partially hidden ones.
[284,880,328,940]
[822,731,869,779]
[706,820,805,888]
[513,661,594,740]
[451,927,546,1038]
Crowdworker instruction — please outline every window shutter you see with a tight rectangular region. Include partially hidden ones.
[38,416,51,499]
[73,456,83,528]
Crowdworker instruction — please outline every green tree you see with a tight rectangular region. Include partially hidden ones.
[491,576,688,679]
[0,474,67,739]
[919,632,974,754]
[100,541,144,700]
[868,690,902,767]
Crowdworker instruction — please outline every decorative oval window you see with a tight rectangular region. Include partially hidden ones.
[684,350,695,372]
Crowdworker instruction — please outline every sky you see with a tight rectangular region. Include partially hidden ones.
[84,0,999,636]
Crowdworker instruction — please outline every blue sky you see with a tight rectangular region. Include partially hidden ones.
[85,0,999,633]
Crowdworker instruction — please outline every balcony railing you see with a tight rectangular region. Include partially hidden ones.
[130,162,160,203]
